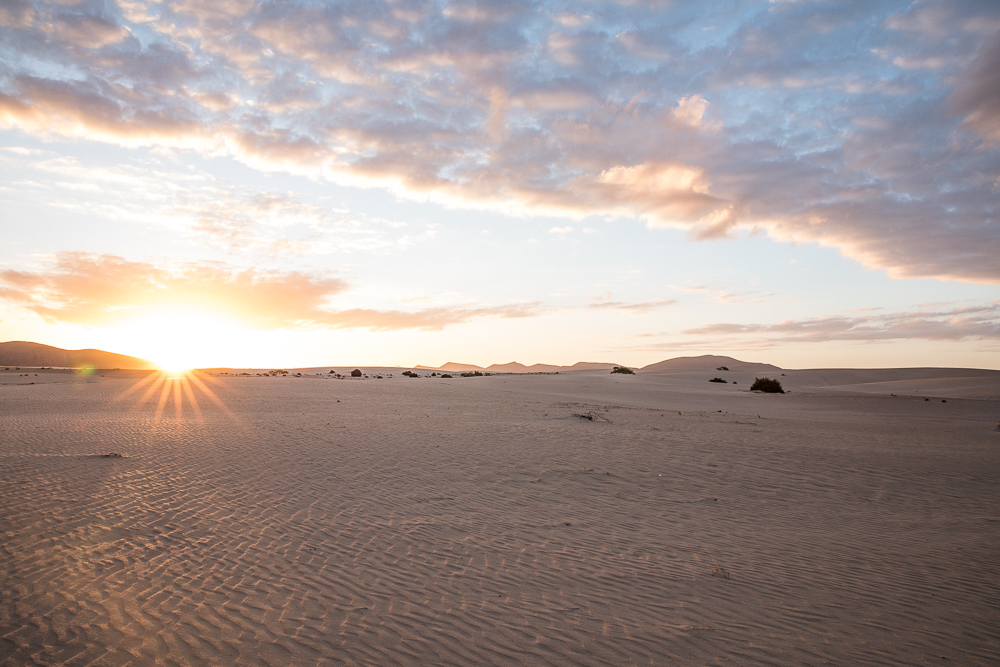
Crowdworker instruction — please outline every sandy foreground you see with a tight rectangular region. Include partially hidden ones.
[2,366,999,666]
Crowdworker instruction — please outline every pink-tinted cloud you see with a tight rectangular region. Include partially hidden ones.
[1,0,998,283]
[667,301,1000,347]
[0,253,541,331]
[588,299,677,313]
[949,30,1000,143]
[0,76,207,148]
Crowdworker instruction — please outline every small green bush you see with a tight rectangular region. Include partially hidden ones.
[717,366,729,371]
[460,371,484,377]
[611,366,635,375]
[441,374,453,378]
[709,377,727,383]
[750,377,784,393]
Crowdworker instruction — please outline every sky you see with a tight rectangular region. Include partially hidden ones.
[0,0,998,370]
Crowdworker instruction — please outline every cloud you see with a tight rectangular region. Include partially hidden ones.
[0,151,424,254]
[669,282,775,305]
[949,30,1000,142]
[51,14,129,49]
[665,303,1000,348]
[0,253,541,331]
[1,0,998,282]
[712,291,776,305]
[588,299,677,313]
[0,76,208,149]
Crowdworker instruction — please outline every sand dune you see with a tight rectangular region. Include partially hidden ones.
[636,356,1000,400]
[0,341,157,370]
[785,369,1000,400]
[422,361,623,373]
[2,366,999,665]
[641,354,781,373]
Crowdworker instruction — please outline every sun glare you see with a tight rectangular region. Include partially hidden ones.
[120,308,245,372]
[159,362,192,377]
[113,366,234,423]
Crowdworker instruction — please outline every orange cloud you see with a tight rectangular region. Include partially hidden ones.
[0,253,539,331]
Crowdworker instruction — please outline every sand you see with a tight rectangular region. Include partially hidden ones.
[2,367,999,665]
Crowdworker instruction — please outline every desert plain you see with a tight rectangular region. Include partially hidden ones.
[2,359,999,666]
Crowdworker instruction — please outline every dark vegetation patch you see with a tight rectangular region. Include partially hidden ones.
[750,377,784,393]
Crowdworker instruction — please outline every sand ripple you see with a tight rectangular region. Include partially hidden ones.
[2,372,999,665]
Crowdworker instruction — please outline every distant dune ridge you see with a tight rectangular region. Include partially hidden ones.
[419,361,623,373]
[419,356,781,374]
[0,341,157,369]
[418,356,779,374]
[639,354,781,372]
[409,354,999,399]
[3,343,998,399]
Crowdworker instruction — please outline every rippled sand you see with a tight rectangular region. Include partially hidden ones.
[2,368,999,665]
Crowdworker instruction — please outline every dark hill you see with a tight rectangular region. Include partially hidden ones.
[0,341,157,369]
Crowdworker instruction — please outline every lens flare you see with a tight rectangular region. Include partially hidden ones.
[112,368,234,423]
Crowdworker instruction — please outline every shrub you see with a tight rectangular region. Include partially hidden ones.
[611,366,635,375]
[717,366,729,371]
[441,374,453,378]
[750,377,784,393]
[460,371,484,377]
[350,369,362,377]
[402,370,418,377]
[709,377,727,383]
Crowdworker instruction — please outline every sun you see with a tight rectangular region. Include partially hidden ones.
[119,307,245,372]
[158,358,192,377]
